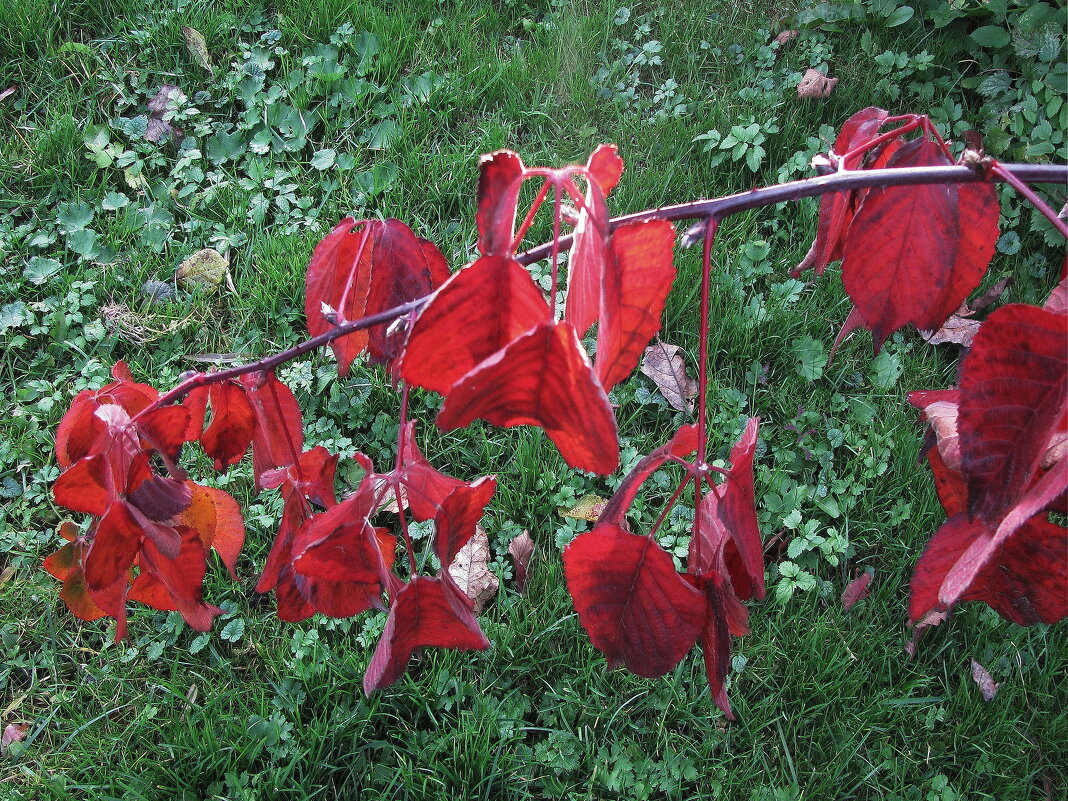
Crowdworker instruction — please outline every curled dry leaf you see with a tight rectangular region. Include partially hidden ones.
[969,658,999,701]
[773,30,798,46]
[177,248,228,292]
[560,494,608,523]
[921,313,981,347]
[841,571,873,611]
[508,530,534,594]
[448,526,499,613]
[797,68,839,99]
[641,339,698,413]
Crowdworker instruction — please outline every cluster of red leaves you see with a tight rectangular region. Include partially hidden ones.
[564,419,763,719]
[794,108,1000,352]
[907,282,1067,631]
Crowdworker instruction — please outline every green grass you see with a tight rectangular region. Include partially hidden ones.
[1,0,1065,799]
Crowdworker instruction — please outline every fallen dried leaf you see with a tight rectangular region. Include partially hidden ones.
[797,68,838,99]
[0,565,13,591]
[508,530,534,594]
[177,248,228,292]
[1,723,29,756]
[905,609,947,657]
[560,494,608,523]
[773,30,798,46]
[0,87,15,103]
[641,339,698,412]
[970,658,999,701]
[921,314,981,347]
[841,571,873,611]
[181,26,214,71]
[449,525,498,613]
[969,276,1012,312]
[144,85,181,144]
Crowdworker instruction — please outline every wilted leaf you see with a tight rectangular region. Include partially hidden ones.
[921,313,981,346]
[1,722,29,756]
[560,495,608,523]
[773,30,798,46]
[969,658,999,701]
[508,530,534,594]
[177,248,228,292]
[796,68,838,99]
[640,339,698,412]
[181,26,214,71]
[841,571,873,611]
[448,526,499,613]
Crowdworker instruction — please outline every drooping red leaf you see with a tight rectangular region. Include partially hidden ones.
[240,370,304,488]
[587,144,624,196]
[132,526,223,631]
[87,574,130,641]
[304,217,373,374]
[60,561,107,621]
[363,575,491,694]
[595,219,677,392]
[200,381,256,470]
[390,422,465,522]
[958,304,1067,522]
[181,385,209,442]
[260,445,340,510]
[53,454,111,516]
[564,167,612,337]
[689,418,764,600]
[841,137,997,349]
[600,424,700,527]
[84,501,143,591]
[476,150,526,256]
[698,572,736,720]
[127,474,192,522]
[276,564,315,623]
[364,219,451,365]
[181,483,245,579]
[135,405,193,463]
[433,477,497,567]
[126,499,181,559]
[400,255,550,395]
[841,572,873,611]
[563,525,706,678]
[436,321,620,475]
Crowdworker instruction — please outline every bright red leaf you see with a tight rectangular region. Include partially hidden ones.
[241,370,304,489]
[181,483,245,579]
[433,477,497,567]
[600,424,700,527]
[200,381,256,470]
[131,526,222,631]
[476,150,526,256]
[84,501,144,591]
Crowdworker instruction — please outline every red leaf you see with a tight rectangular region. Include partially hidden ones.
[434,476,497,567]
[958,304,1067,522]
[699,572,736,720]
[276,565,315,623]
[137,526,222,630]
[600,424,700,527]
[476,150,526,256]
[363,575,490,694]
[841,572,873,611]
[84,502,143,591]
[304,217,373,374]
[200,381,256,470]
[564,169,612,337]
[260,445,340,510]
[841,138,997,350]
[127,474,192,522]
[391,422,466,522]
[181,483,245,579]
[595,219,677,392]
[53,454,111,516]
[587,144,624,196]
[563,525,706,678]
[55,375,158,468]
[436,321,619,475]
[135,405,192,463]
[400,255,550,395]
[240,370,304,489]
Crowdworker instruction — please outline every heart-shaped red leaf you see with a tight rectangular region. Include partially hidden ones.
[595,219,677,392]
[400,255,550,395]
[564,525,706,678]
[587,144,624,196]
[434,476,497,567]
[363,575,490,694]
[476,150,526,256]
[600,424,700,527]
[200,381,256,470]
[436,321,619,475]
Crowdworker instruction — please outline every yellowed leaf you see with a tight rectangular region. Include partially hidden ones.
[176,248,228,292]
[181,26,213,71]
[559,494,608,523]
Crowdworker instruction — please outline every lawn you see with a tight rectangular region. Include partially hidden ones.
[1,0,1065,799]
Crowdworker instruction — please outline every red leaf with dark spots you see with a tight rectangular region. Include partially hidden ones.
[476,150,526,256]
[200,381,256,470]
[436,322,619,475]
[958,304,1067,522]
[53,454,111,515]
[84,501,143,591]
[400,256,550,395]
[600,424,700,527]
[363,575,490,694]
[595,219,677,392]
[240,370,304,488]
[434,476,497,566]
[563,525,706,677]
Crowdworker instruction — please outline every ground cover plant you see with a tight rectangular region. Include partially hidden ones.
[2,1,1066,799]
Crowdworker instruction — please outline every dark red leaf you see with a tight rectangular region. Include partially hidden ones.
[434,476,497,567]
[136,405,193,463]
[240,370,304,489]
[476,150,526,256]
[958,304,1067,522]
[363,575,490,694]
[563,525,706,677]
[127,474,192,522]
[595,219,677,392]
[391,422,465,522]
[276,564,316,623]
[436,321,619,475]
[699,572,736,720]
[133,526,222,631]
[400,255,550,395]
[200,381,256,470]
[53,454,111,515]
[84,501,143,591]
[600,424,700,527]
[507,530,534,594]
[841,572,873,611]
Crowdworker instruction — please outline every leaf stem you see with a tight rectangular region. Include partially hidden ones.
[990,161,1068,241]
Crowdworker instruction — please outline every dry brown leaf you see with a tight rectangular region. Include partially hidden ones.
[641,339,698,412]
[507,530,534,594]
[177,248,228,292]
[969,276,1012,312]
[924,400,962,471]
[922,314,982,347]
[559,494,608,523]
[181,26,214,71]
[1044,276,1067,315]
[448,525,498,613]
[1,722,29,756]
[0,565,13,592]
[905,609,947,657]
[969,658,999,701]
[797,68,838,99]
[773,30,798,46]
